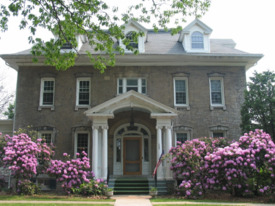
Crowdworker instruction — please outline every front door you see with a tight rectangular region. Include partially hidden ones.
[123,137,142,175]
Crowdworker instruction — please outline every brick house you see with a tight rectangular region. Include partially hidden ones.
[1,19,262,182]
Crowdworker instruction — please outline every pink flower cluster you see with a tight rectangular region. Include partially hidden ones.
[47,151,94,193]
[3,133,54,179]
[170,130,275,198]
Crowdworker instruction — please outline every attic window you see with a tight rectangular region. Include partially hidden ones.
[126,31,138,49]
[191,31,204,49]
[61,42,73,49]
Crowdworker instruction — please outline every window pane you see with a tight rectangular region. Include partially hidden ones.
[213,132,224,138]
[42,80,54,105]
[41,133,52,144]
[176,133,188,144]
[77,133,88,154]
[116,138,121,162]
[127,79,138,86]
[191,31,204,49]
[144,138,149,162]
[126,32,138,49]
[78,80,90,105]
[175,80,186,104]
[211,80,222,104]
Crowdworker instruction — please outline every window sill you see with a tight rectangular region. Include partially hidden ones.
[75,105,91,111]
[210,105,226,111]
[38,105,55,111]
[174,106,190,111]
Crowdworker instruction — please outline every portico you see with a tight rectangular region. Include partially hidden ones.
[85,90,178,180]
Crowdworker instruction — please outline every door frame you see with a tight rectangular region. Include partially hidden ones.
[123,137,142,175]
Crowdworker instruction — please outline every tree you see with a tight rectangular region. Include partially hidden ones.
[241,71,275,141]
[0,0,211,71]
[3,102,14,119]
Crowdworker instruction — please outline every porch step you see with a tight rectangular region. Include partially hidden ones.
[113,177,149,195]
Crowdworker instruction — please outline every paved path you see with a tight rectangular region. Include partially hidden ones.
[113,195,152,206]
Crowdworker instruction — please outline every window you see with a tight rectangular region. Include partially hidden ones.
[40,78,55,106]
[116,138,121,162]
[191,31,204,49]
[174,78,188,106]
[212,132,224,138]
[41,133,52,144]
[126,31,138,49]
[76,133,89,155]
[209,77,225,107]
[76,78,91,106]
[175,133,189,144]
[117,78,146,94]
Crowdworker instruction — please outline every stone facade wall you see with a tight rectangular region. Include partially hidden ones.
[14,65,246,169]
[0,120,13,136]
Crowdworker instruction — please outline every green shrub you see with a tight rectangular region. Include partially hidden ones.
[17,180,40,195]
[72,179,107,196]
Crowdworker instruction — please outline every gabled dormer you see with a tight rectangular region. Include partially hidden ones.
[120,20,147,53]
[53,34,87,53]
[178,19,212,53]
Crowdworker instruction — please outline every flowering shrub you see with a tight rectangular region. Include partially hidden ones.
[47,152,94,194]
[170,137,229,198]
[17,179,39,195]
[2,133,54,179]
[170,130,275,199]
[206,130,275,196]
[72,179,107,196]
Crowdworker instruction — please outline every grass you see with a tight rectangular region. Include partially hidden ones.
[153,205,244,206]
[0,204,112,206]
[150,198,233,203]
[0,194,115,202]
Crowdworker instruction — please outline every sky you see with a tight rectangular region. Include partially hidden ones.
[0,0,275,103]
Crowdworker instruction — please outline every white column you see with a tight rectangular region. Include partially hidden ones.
[92,126,99,179]
[156,126,164,179]
[102,125,108,180]
[165,125,173,180]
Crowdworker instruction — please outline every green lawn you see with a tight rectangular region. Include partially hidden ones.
[0,204,112,206]
[150,198,232,202]
[0,195,115,202]
[153,205,244,206]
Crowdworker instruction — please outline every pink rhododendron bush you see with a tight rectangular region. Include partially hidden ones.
[170,130,275,199]
[47,152,95,194]
[2,133,54,182]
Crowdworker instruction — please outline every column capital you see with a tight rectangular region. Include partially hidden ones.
[156,125,163,130]
[165,125,173,130]
[101,125,109,130]
[92,126,100,130]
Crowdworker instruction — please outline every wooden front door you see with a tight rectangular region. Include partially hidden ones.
[123,137,142,175]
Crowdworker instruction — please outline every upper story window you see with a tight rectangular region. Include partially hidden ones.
[126,31,138,49]
[209,77,225,107]
[191,31,204,49]
[117,78,146,95]
[175,132,190,145]
[174,77,188,106]
[40,78,55,107]
[76,78,91,107]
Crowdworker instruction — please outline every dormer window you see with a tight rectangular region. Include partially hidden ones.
[126,31,138,49]
[191,31,204,49]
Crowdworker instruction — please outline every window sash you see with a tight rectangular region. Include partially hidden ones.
[174,78,188,106]
[76,133,89,154]
[77,79,90,106]
[41,133,52,144]
[191,31,204,49]
[210,78,224,106]
[40,79,54,106]
[176,133,188,144]
[117,78,146,94]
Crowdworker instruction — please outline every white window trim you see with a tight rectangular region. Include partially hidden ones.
[117,78,146,95]
[39,78,55,110]
[38,131,54,144]
[74,131,90,158]
[209,77,226,110]
[173,77,189,107]
[174,132,190,146]
[76,77,91,109]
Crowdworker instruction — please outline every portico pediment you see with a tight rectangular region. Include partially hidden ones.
[84,90,178,119]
